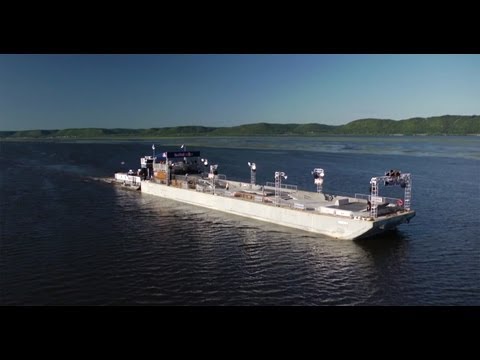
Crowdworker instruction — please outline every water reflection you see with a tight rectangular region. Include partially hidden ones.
[352,231,412,304]
[355,230,410,256]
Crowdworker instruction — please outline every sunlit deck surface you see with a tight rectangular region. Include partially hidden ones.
[156,174,402,219]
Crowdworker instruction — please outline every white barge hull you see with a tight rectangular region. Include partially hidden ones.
[141,181,415,240]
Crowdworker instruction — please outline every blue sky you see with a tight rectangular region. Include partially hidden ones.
[0,54,479,130]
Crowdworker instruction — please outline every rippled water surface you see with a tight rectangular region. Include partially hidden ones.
[1,137,479,305]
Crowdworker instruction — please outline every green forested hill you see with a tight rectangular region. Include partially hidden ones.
[336,115,480,135]
[1,115,479,138]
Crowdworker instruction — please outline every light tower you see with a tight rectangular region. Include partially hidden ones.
[209,164,218,194]
[274,171,287,206]
[151,144,156,180]
[201,158,208,177]
[247,162,256,188]
[311,168,325,193]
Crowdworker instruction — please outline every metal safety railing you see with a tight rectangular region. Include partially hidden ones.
[355,194,402,205]
[265,182,298,192]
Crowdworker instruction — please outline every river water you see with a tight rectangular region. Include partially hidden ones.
[1,136,478,305]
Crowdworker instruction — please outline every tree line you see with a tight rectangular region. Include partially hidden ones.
[1,115,479,138]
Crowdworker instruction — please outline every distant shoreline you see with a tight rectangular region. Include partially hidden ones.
[2,134,480,142]
[1,115,479,138]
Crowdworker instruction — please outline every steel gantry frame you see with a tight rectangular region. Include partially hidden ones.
[369,173,412,218]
